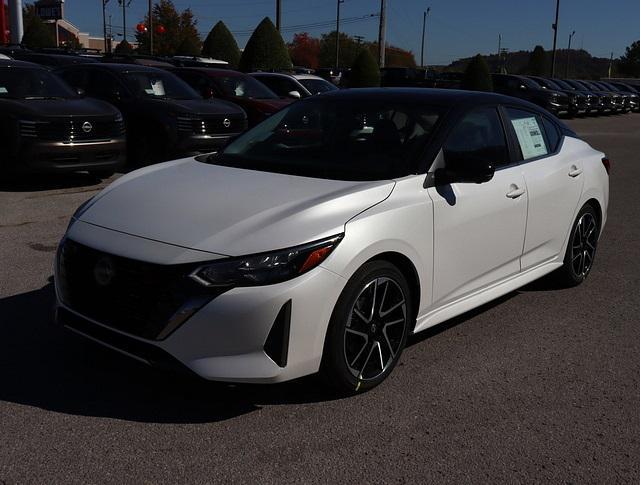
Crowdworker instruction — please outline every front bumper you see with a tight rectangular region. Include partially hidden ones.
[54,222,346,383]
[176,133,242,157]
[8,137,126,174]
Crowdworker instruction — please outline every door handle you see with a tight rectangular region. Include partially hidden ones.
[568,166,583,177]
[506,186,526,199]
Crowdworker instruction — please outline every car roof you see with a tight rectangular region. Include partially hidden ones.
[318,87,545,109]
[250,72,294,79]
[170,67,246,77]
[58,62,167,73]
[292,74,328,81]
[0,59,47,69]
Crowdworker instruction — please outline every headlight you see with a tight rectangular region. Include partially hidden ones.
[190,234,343,287]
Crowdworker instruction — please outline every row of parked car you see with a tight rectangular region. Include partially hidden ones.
[0,48,338,178]
[491,74,640,117]
[1,47,638,178]
[379,68,640,117]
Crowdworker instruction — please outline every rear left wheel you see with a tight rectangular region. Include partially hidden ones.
[558,204,600,287]
[321,261,412,393]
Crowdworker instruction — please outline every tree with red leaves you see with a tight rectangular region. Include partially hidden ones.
[288,32,321,69]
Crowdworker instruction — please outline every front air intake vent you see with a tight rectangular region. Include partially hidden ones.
[264,300,292,368]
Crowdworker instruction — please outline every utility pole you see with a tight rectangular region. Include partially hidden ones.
[378,0,387,68]
[420,6,430,68]
[550,0,560,76]
[565,30,575,78]
[8,0,23,45]
[102,0,109,53]
[149,0,154,55]
[276,0,281,31]
[118,0,127,42]
[608,51,613,79]
[335,0,343,70]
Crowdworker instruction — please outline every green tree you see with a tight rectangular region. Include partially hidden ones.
[135,0,201,56]
[202,21,241,67]
[525,45,548,76]
[21,4,55,49]
[319,31,361,68]
[349,49,380,87]
[114,39,134,55]
[239,17,292,72]
[461,54,493,91]
[618,40,640,77]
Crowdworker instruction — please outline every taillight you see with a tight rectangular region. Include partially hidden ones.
[602,157,611,174]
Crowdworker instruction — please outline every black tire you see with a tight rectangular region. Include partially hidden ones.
[320,260,412,394]
[557,204,600,287]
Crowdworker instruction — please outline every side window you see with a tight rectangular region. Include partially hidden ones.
[506,107,549,161]
[255,76,283,96]
[443,107,510,168]
[541,117,561,152]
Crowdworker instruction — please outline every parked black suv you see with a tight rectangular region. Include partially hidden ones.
[0,60,125,177]
[492,74,569,115]
[607,81,640,111]
[56,64,247,164]
[526,76,588,116]
[560,79,611,114]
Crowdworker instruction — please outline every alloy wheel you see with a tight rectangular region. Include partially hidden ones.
[343,277,408,381]
[571,212,598,278]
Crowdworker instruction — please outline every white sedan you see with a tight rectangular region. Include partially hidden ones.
[55,89,609,393]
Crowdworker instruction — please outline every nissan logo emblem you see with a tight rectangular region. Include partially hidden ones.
[223,118,231,128]
[82,121,93,133]
[93,257,115,287]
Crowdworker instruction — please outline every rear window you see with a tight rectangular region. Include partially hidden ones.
[506,108,549,160]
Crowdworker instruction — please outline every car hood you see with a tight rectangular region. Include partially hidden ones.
[0,97,119,118]
[145,97,245,117]
[79,158,395,256]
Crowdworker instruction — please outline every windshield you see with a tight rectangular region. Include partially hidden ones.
[209,99,442,181]
[124,71,200,100]
[298,78,338,95]
[0,67,77,99]
[212,74,278,99]
[521,77,542,89]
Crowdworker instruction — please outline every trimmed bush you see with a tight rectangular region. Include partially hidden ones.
[239,17,292,72]
[461,54,493,92]
[526,45,549,76]
[114,40,134,55]
[202,21,241,67]
[349,49,380,88]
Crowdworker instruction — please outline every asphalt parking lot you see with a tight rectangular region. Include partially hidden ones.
[1,113,639,484]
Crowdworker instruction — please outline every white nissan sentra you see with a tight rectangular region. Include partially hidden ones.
[55,89,609,393]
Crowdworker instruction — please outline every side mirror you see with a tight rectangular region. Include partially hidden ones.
[76,87,85,96]
[435,155,495,185]
[287,90,302,99]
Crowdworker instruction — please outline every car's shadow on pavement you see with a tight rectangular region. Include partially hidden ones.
[0,281,346,424]
[0,274,563,424]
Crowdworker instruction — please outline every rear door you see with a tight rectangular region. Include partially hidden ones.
[427,106,528,305]
[504,107,584,270]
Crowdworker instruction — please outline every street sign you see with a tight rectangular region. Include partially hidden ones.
[35,0,64,21]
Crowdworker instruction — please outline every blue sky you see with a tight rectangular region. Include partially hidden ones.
[64,0,639,64]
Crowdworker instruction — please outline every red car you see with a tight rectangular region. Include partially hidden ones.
[169,67,293,127]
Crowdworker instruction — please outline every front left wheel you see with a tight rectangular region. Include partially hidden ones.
[320,260,412,394]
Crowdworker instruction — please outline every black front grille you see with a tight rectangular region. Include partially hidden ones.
[56,239,224,340]
[21,118,125,142]
[177,116,245,135]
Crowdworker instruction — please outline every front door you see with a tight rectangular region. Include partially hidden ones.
[427,107,528,305]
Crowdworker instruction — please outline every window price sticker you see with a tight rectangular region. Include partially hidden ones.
[511,116,548,159]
